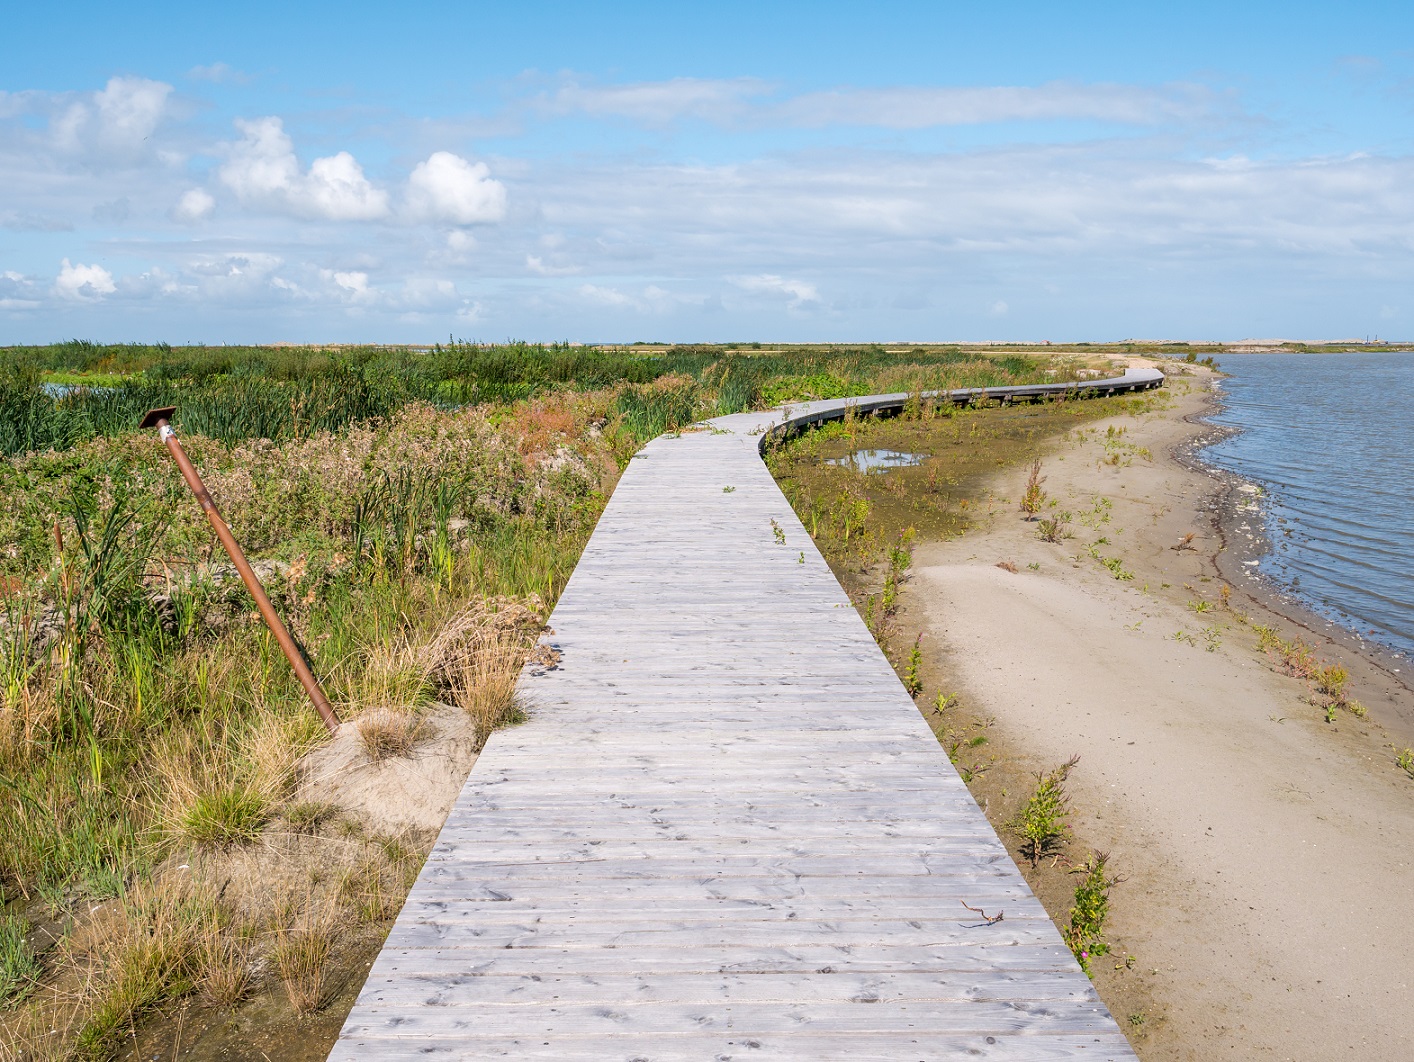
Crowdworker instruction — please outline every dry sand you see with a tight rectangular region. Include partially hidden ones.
[901,363,1414,1060]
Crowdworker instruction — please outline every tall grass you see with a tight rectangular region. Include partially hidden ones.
[1,341,1070,457]
[0,389,620,1054]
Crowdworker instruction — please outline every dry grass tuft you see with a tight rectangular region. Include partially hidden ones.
[272,900,340,1015]
[356,707,425,762]
[282,799,339,834]
[68,880,224,1057]
[196,926,251,1009]
[422,597,544,746]
[995,560,1019,574]
[338,853,401,924]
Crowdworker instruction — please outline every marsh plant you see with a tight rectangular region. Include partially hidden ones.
[0,387,620,1056]
[1252,626,1366,720]
[904,635,924,698]
[1396,748,1414,780]
[1037,511,1071,543]
[1066,850,1123,976]
[0,914,40,1004]
[1019,460,1047,519]
[1008,755,1080,868]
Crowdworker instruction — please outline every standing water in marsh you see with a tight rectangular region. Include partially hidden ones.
[1203,351,1414,659]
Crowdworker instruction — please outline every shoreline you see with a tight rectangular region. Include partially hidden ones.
[1178,376,1414,744]
[891,363,1414,1060]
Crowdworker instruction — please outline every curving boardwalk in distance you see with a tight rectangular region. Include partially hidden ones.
[331,367,1163,1060]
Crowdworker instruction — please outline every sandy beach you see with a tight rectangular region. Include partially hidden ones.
[896,362,1414,1060]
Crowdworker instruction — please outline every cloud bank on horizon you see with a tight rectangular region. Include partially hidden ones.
[1,1,1411,343]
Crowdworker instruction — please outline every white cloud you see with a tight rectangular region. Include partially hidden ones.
[574,283,700,313]
[188,62,249,84]
[404,152,507,224]
[2,212,72,232]
[446,231,477,253]
[548,77,771,125]
[331,270,372,299]
[38,77,174,161]
[55,259,116,300]
[0,270,42,310]
[774,82,1216,129]
[542,77,1217,129]
[218,117,390,220]
[730,274,820,308]
[94,77,172,147]
[526,254,579,276]
[173,188,215,222]
[578,283,635,307]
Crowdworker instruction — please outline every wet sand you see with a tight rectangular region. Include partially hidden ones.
[901,363,1414,1060]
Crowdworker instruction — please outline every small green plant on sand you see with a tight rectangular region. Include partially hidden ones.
[1037,512,1071,543]
[904,635,923,698]
[1008,754,1079,868]
[1315,663,1348,699]
[1065,849,1122,976]
[1100,555,1134,581]
[1394,748,1414,780]
[1019,460,1047,520]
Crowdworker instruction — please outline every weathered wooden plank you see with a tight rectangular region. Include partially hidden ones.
[330,1032,1136,1062]
[330,375,1161,1060]
[394,877,1034,904]
[351,970,1095,1005]
[339,998,1120,1036]
[346,942,1086,978]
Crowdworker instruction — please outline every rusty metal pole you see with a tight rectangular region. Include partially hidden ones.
[139,406,340,732]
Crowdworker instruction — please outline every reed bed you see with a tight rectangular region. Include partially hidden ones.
[0,340,1070,457]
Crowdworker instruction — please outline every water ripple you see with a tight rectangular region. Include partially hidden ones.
[1204,351,1414,657]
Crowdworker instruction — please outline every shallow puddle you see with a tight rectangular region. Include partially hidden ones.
[826,449,926,472]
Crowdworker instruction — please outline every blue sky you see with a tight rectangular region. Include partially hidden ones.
[2,1,1412,343]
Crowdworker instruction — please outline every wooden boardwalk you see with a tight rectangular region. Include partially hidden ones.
[330,368,1162,1060]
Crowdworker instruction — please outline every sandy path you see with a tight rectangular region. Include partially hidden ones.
[907,368,1414,1060]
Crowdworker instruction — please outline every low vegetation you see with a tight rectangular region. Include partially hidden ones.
[0,339,1073,458]
[1066,850,1123,976]
[1019,460,1047,518]
[1,339,1100,1058]
[1252,625,1366,721]
[1008,755,1080,869]
[1397,748,1414,780]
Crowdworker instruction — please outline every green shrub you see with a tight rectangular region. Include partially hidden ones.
[1065,850,1122,976]
[1008,755,1079,868]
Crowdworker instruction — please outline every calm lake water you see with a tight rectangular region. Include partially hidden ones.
[1203,351,1414,658]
